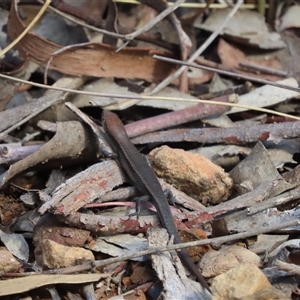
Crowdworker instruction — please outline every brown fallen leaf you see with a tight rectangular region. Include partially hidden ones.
[7,0,178,83]
[218,39,284,81]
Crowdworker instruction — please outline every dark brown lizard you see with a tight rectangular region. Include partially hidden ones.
[102,110,210,292]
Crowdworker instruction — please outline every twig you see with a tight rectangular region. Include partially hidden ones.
[0,73,299,122]
[275,260,300,276]
[114,0,258,9]
[153,55,300,95]
[36,0,127,40]
[44,42,92,84]
[198,82,252,100]
[247,188,300,216]
[37,0,177,52]
[239,62,288,77]
[150,0,244,95]
[92,219,299,268]
[0,144,43,165]
[117,0,186,51]
[130,121,300,144]
[0,77,86,140]
[2,219,297,276]
[124,94,233,137]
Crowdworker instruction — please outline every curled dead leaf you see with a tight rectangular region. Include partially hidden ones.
[7,0,177,83]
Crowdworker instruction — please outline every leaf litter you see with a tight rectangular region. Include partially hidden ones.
[0,0,300,299]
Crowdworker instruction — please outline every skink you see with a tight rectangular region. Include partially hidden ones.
[102,110,210,292]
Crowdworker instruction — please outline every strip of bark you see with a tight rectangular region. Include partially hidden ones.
[131,121,300,145]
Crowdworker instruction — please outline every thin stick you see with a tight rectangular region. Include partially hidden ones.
[0,73,299,121]
[118,0,185,47]
[36,0,126,40]
[239,62,288,77]
[153,54,300,95]
[114,0,259,9]
[1,219,297,276]
[150,0,244,95]
[93,219,299,268]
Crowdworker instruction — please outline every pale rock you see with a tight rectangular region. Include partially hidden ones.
[0,247,21,272]
[41,239,95,269]
[200,245,262,277]
[211,264,271,300]
[149,146,233,205]
[242,286,290,300]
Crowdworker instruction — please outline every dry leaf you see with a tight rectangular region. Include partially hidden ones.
[218,39,284,81]
[0,121,98,188]
[0,274,105,296]
[7,0,177,83]
[195,8,285,49]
